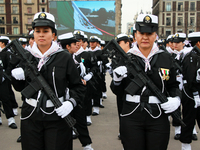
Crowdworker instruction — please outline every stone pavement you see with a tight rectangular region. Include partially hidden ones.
[0,73,199,150]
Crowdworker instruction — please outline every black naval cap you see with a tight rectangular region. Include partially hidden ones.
[32,12,55,30]
[74,30,84,40]
[89,36,99,42]
[58,32,79,46]
[28,30,34,38]
[157,39,163,44]
[83,34,88,42]
[173,33,186,43]
[136,14,158,33]
[166,35,174,43]
[115,33,129,42]
[0,36,9,42]
[19,38,27,44]
[188,32,200,42]
[128,35,133,42]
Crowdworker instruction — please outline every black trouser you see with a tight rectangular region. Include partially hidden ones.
[180,90,200,143]
[172,106,182,127]
[91,76,102,107]
[21,119,72,150]
[84,84,93,116]
[0,80,15,119]
[8,82,18,109]
[100,73,107,93]
[73,106,92,147]
[120,103,170,150]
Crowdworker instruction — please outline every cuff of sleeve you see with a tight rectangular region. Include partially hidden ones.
[68,98,77,108]
[113,81,121,86]
[193,91,199,96]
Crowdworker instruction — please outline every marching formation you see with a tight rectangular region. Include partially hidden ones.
[0,11,200,150]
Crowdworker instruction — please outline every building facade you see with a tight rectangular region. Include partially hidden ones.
[152,0,200,38]
[0,0,48,40]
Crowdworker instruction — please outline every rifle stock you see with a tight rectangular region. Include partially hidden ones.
[3,39,78,135]
[103,39,186,127]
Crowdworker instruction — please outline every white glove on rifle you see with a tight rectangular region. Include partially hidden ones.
[55,101,73,118]
[106,63,111,69]
[193,95,200,108]
[83,72,93,81]
[106,63,112,74]
[11,67,25,80]
[196,68,200,82]
[113,66,127,82]
[97,61,102,66]
[160,97,180,114]
[79,62,86,77]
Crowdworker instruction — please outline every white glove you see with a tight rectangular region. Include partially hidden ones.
[97,61,102,66]
[106,63,111,68]
[176,74,183,90]
[193,95,200,108]
[106,63,112,74]
[79,62,86,77]
[160,97,180,114]
[196,68,200,82]
[55,101,73,118]
[83,73,93,81]
[11,67,25,80]
[113,66,127,82]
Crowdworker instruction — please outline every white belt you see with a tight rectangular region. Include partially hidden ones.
[25,97,64,108]
[126,94,161,104]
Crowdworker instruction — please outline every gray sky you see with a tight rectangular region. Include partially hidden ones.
[121,0,152,33]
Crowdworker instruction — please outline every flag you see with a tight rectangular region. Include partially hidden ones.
[72,2,103,35]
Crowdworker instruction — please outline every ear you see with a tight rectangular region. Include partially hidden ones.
[52,33,55,40]
[66,44,70,50]
[197,41,200,46]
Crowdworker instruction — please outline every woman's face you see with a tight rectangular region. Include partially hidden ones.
[135,31,157,51]
[0,42,5,49]
[173,42,185,51]
[76,39,83,50]
[82,41,88,49]
[34,26,55,53]
[66,42,78,54]
[29,38,34,48]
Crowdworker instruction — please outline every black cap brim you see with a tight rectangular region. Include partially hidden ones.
[74,34,84,40]
[89,39,98,42]
[189,37,200,42]
[173,38,185,43]
[32,20,55,29]
[116,36,129,42]
[59,38,79,45]
[136,22,158,33]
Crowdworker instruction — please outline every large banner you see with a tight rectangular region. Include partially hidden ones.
[49,1,115,40]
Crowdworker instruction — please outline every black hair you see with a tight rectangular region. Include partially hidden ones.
[60,42,76,49]
[117,39,132,49]
[190,41,199,47]
[0,40,8,46]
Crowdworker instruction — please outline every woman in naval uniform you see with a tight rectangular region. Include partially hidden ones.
[111,14,181,150]
[180,32,200,150]
[11,12,85,150]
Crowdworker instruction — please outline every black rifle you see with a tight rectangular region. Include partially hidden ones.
[3,39,78,135]
[103,39,186,127]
